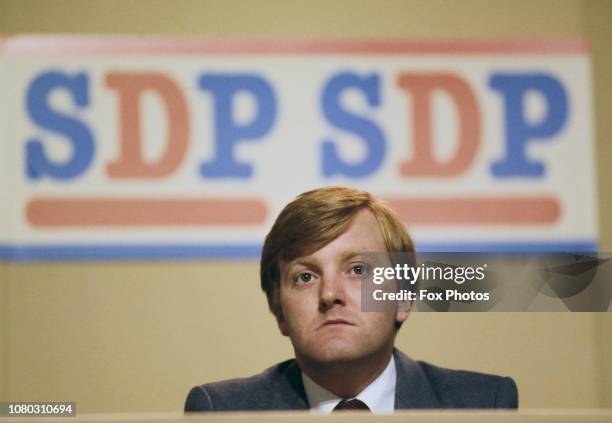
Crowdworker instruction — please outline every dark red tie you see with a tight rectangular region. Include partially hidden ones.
[333,399,371,412]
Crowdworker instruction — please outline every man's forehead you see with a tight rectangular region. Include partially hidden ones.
[280,210,386,268]
[328,209,386,249]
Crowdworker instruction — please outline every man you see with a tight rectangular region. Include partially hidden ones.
[185,186,518,412]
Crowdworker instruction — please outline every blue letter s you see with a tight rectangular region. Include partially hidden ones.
[321,72,386,178]
[26,71,94,180]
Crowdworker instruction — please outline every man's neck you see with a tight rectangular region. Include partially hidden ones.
[296,348,394,399]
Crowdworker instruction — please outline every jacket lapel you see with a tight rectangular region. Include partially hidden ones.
[270,359,310,410]
[393,349,441,409]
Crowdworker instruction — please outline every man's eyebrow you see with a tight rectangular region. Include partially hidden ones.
[287,257,319,269]
[288,250,370,266]
[340,250,368,262]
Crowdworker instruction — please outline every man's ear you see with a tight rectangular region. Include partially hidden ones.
[395,310,408,324]
[395,299,412,323]
[276,309,290,337]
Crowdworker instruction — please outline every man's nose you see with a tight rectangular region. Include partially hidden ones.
[319,274,346,310]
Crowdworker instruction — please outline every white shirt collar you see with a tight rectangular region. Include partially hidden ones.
[301,355,396,414]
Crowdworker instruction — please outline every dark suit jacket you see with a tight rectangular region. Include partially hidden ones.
[185,350,518,411]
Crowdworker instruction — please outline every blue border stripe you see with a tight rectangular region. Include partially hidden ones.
[0,240,598,261]
[0,244,263,261]
[415,241,598,253]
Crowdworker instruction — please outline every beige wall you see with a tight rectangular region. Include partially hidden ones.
[0,0,588,36]
[0,264,7,401]
[1,0,611,412]
[588,0,612,405]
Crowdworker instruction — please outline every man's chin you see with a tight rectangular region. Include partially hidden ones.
[298,341,368,366]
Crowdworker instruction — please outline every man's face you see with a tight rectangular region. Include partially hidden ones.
[277,210,407,367]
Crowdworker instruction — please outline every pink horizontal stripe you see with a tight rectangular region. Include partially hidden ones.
[386,196,561,225]
[1,36,588,56]
[26,196,559,227]
[26,197,267,227]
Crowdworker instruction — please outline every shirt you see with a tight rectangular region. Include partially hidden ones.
[301,355,396,414]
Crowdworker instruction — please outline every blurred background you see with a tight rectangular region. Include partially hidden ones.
[1,0,611,413]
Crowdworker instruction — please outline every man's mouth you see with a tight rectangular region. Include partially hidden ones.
[319,319,353,328]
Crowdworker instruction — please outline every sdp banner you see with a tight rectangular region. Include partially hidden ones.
[0,37,598,260]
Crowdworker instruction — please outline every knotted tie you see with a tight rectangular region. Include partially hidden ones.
[332,398,371,412]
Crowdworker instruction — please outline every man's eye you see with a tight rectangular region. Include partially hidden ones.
[296,273,314,284]
[351,264,368,276]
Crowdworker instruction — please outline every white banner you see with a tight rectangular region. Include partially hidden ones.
[0,37,598,260]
